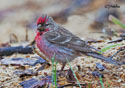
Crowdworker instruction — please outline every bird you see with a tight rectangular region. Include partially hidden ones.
[35,15,120,71]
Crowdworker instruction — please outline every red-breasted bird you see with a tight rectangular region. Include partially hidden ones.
[35,15,120,71]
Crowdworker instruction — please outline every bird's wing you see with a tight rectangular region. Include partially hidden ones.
[44,26,97,53]
[44,26,121,66]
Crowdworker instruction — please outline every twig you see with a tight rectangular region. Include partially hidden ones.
[27,39,35,46]
[108,38,124,43]
[58,83,87,88]
[26,29,29,42]
[87,40,104,43]
[110,46,125,59]
[0,46,33,56]
[9,33,18,43]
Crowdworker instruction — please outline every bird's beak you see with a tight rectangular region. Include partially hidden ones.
[37,24,44,31]
[37,24,42,29]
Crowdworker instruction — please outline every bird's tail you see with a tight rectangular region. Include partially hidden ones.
[85,52,121,65]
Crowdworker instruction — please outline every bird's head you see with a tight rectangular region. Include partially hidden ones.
[36,15,55,33]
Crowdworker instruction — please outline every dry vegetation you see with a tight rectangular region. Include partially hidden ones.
[0,0,125,88]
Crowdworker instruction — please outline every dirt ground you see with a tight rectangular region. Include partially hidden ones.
[0,0,125,88]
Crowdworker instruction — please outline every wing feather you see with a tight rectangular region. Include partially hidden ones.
[44,26,97,53]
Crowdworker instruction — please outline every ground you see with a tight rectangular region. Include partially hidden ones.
[0,0,125,88]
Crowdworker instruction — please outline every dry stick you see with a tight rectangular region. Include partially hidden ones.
[108,38,123,43]
[0,40,35,56]
[27,39,36,46]
[0,40,34,56]
[87,40,104,43]
[110,46,125,59]
[0,46,33,56]
[108,33,125,43]
[9,33,19,43]
[26,29,29,42]
[58,83,87,88]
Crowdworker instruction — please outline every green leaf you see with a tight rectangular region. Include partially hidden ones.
[101,44,121,53]
[99,76,105,88]
[51,54,58,88]
[109,15,125,29]
[66,58,82,88]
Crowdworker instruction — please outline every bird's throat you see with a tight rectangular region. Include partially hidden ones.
[35,28,49,40]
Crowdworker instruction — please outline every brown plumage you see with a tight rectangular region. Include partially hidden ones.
[35,15,120,71]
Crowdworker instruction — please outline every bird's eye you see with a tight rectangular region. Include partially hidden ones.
[44,23,49,26]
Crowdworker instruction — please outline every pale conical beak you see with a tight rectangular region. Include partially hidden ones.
[37,24,42,29]
[37,24,45,31]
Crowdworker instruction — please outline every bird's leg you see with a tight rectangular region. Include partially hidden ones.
[61,63,66,72]
[57,63,66,76]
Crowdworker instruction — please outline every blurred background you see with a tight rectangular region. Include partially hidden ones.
[0,0,125,44]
